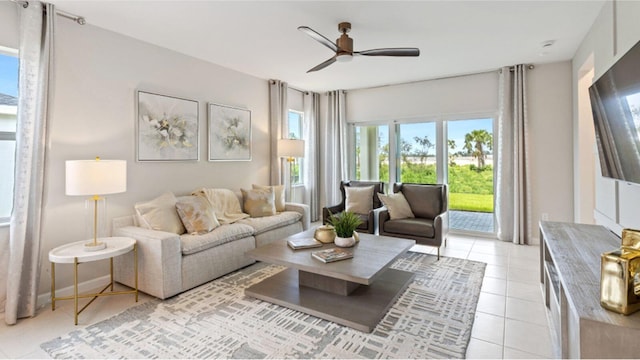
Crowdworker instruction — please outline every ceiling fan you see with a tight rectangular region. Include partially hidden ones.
[298,22,420,73]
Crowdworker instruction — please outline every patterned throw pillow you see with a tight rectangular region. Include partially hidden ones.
[378,192,415,220]
[175,196,220,235]
[252,184,286,212]
[241,187,276,218]
[134,192,186,234]
[345,185,374,215]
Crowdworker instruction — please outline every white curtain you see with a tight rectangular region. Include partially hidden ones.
[5,1,55,325]
[496,65,531,244]
[268,80,288,185]
[320,90,348,209]
[303,92,320,221]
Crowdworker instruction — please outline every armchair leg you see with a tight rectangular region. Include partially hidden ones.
[437,246,440,260]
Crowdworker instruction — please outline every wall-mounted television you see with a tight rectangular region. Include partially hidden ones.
[589,40,640,184]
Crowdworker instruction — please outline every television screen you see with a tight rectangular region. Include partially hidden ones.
[589,39,640,184]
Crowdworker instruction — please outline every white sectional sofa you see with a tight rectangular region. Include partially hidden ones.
[111,190,309,299]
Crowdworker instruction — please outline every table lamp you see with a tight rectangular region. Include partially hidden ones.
[278,139,305,202]
[65,157,127,251]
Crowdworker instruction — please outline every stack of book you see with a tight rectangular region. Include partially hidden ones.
[287,238,322,250]
[311,248,354,263]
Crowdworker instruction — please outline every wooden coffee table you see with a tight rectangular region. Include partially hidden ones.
[245,229,415,332]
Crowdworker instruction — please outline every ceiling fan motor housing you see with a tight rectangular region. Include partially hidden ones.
[337,22,353,55]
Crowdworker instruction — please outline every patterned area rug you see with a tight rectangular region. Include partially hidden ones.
[41,252,485,359]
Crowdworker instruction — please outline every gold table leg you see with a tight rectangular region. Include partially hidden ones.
[134,243,139,302]
[74,256,79,326]
[51,262,56,311]
[55,242,139,325]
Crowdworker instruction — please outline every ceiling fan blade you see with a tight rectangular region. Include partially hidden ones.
[355,48,420,57]
[307,56,337,73]
[298,26,339,53]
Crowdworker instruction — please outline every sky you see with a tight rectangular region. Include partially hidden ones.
[0,54,19,97]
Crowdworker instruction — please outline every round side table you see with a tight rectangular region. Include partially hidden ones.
[49,237,138,325]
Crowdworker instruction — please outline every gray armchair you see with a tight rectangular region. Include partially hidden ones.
[378,183,449,259]
[322,180,385,234]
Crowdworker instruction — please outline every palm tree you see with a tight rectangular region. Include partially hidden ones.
[463,129,493,168]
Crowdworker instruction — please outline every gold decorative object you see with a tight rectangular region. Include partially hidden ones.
[600,228,640,315]
[314,225,336,244]
[622,228,640,250]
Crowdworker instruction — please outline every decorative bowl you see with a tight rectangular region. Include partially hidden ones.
[335,235,356,248]
[314,225,336,244]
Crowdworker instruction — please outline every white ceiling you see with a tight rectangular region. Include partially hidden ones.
[49,0,605,92]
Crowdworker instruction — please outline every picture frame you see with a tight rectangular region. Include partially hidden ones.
[208,103,252,161]
[136,90,199,162]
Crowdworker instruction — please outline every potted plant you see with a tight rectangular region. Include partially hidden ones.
[327,211,363,247]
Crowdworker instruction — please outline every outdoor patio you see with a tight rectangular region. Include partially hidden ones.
[450,210,494,234]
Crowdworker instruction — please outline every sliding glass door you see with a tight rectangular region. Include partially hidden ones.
[446,118,495,234]
[352,116,496,235]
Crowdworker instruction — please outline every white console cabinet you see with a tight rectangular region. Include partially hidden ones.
[540,221,640,358]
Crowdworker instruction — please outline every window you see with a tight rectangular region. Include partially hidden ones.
[287,110,303,185]
[397,122,437,184]
[354,124,389,183]
[0,50,18,224]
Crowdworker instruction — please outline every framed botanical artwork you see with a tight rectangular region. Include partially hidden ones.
[136,90,199,162]
[208,103,251,161]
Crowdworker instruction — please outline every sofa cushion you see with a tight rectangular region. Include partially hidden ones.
[401,185,443,219]
[135,192,186,234]
[238,211,302,235]
[345,185,374,215]
[241,187,277,217]
[181,223,254,255]
[378,192,415,220]
[252,184,286,212]
[175,195,220,235]
[383,218,435,238]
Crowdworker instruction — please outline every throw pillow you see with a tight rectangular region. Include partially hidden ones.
[135,192,186,234]
[241,187,276,218]
[175,196,220,235]
[378,192,415,220]
[252,184,286,212]
[345,185,374,215]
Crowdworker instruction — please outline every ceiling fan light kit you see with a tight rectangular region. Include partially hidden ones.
[298,22,420,72]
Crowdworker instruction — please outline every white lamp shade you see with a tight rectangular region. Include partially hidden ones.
[65,159,127,196]
[278,139,305,158]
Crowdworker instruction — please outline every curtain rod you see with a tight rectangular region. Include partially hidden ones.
[12,0,86,25]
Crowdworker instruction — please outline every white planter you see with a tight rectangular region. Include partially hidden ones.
[334,235,356,247]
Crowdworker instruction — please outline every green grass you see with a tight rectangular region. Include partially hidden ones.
[449,193,494,212]
[366,163,495,213]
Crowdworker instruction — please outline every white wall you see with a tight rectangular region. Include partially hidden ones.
[1,16,273,296]
[573,0,640,234]
[0,2,19,50]
[345,64,574,243]
[527,62,575,233]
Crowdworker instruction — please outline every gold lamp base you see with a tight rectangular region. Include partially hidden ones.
[84,240,106,252]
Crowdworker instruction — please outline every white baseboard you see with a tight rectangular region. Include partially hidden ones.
[37,275,111,309]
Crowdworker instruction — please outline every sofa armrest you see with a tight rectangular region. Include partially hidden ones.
[113,225,183,299]
[322,204,344,225]
[434,210,449,246]
[377,209,391,235]
[371,207,387,235]
[284,202,310,231]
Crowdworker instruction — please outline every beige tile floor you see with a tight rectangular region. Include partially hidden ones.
[0,234,552,359]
